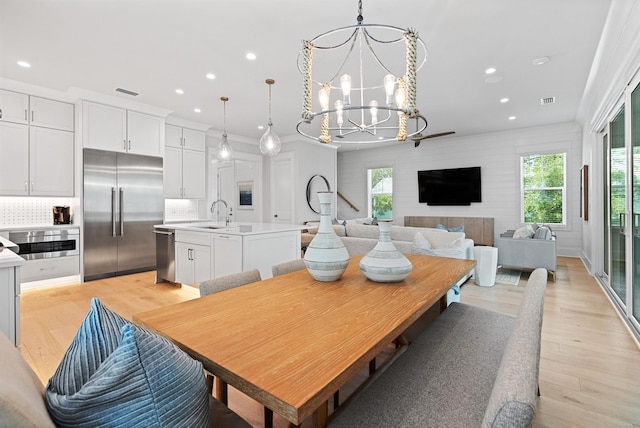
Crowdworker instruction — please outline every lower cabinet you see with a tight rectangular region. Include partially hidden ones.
[175,241,212,286]
[212,234,243,278]
[0,264,21,346]
[174,229,301,285]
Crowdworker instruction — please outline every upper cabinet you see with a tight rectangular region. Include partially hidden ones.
[0,89,74,131]
[0,89,28,124]
[164,124,206,199]
[0,90,75,197]
[83,101,163,157]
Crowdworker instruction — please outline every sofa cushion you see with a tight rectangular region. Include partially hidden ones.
[0,331,55,427]
[390,225,444,242]
[513,225,534,239]
[45,298,210,427]
[345,223,381,239]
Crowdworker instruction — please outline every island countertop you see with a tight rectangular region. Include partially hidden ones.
[154,221,307,236]
[0,236,24,269]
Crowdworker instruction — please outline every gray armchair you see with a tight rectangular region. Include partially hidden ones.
[496,228,556,280]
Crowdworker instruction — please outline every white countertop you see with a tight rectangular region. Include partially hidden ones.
[0,236,24,269]
[155,221,307,236]
[0,224,79,232]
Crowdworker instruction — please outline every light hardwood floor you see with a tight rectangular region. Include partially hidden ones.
[19,257,640,427]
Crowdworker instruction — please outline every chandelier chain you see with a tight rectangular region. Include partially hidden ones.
[357,0,363,24]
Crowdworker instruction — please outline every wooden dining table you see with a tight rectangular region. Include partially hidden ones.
[133,254,475,427]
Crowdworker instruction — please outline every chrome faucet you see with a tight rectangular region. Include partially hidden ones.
[210,199,230,225]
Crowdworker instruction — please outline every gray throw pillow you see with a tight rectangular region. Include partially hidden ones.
[45,298,210,427]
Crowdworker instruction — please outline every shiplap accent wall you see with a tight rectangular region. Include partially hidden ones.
[337,121,583,257]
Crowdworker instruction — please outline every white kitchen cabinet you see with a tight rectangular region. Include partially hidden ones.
[243,231,300,278]
[0,122,73,196]
[212,233,243,278]
[0,248,23,347]
[29,96,74,131]
[175,231,212,286]
[0,89,29,124]
[30,127,74,196]
[0,90,74,132]
[164,124,205,199]
[83,101,163,156]
[0,122,29,195]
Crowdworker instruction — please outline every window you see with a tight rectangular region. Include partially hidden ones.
[367,167,393,220]
[521,153,566,224]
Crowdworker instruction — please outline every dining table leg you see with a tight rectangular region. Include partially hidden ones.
[312,401,328,428]
[439,294,447,312]
[216,378,228,405]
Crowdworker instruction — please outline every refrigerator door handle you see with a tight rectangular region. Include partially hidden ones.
[111,187,117,237]
[119,188,125,236]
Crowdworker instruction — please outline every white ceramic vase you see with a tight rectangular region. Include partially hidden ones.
[304,192,350,281]
[359,220,413,282]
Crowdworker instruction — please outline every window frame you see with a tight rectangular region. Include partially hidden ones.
[519,151,567,226]
[366,166,393,220]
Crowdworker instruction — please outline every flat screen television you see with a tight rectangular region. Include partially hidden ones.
[418,166,481,205]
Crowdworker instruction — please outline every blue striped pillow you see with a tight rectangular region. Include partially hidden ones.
[45,299,210,427]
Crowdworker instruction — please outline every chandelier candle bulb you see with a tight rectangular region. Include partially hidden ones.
[340,74,352,105]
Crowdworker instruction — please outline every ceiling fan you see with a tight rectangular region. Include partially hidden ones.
[411,118,455,147]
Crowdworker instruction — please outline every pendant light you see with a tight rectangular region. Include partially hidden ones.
[259,79,281,156]
[216,96,233,162]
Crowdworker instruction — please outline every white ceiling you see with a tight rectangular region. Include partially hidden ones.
[0,0,612,151]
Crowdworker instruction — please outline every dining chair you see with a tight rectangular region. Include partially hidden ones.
[271,258,306,277]
[199,269,261,296]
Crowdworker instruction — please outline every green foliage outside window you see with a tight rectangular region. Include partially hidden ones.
[369,167,393,219]
[522,153,565,224]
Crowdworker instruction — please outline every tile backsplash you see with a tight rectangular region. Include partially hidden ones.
[0,197,77,227]
[164,199,203,222]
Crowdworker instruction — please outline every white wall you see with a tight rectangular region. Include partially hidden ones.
[577,0,640,274]
[263,139,337,225]
[337,121,583,257]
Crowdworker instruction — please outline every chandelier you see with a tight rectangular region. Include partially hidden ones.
[216,96,233,162]
[297,0,428,145]
[259,79,281,156]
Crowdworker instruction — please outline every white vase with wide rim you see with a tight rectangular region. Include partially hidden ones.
[359,219,412,282]
[303,192,350,281]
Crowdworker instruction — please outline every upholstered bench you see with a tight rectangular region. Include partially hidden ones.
[329,268,548,428]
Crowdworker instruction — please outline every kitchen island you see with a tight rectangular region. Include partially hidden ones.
[155,222,305,285]
[0,236,24,346]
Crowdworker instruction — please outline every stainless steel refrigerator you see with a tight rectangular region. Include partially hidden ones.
[83,148,163,281]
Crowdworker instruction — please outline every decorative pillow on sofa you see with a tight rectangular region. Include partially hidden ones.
[533,225,552,240]
[45,299,210,427]
[411,233,466,259]
[512,225,535,239]
[436,223,464,233]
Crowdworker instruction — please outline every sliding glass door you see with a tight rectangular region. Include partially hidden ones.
[609,106,626,304]
[632,83,640,322]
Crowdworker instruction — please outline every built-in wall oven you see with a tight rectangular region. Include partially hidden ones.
[8,228,80,283]
[9,229,79,260]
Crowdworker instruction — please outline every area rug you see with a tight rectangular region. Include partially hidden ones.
[495,268,522,286]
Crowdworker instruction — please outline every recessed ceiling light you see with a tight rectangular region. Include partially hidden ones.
[508,116,516,121]
[246,52,257,60]
[194,108,201,113]
[485,67,496,74]
[258,125,264,130]
[500,98,509,103]
[206,73,215,80]
[17,61,31,68]
[532,56,550,66]
[175,89,184,95]
[484,76,503,84]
